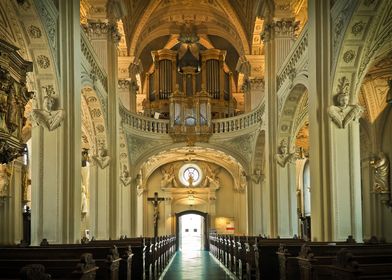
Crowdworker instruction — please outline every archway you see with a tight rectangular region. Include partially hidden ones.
[175,210,208,251]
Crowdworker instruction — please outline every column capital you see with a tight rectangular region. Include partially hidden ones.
[82,20,121,44]
[261,19,299,42]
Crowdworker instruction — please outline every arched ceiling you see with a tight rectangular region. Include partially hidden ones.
[359,49,392,123]
[121,0,261,59]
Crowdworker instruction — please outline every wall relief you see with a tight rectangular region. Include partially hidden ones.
[328,77,363,129]
[92,142,110,169]
[275,138,297,167]
[31,85,65,131]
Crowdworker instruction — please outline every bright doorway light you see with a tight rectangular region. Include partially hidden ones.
[179,214,203,251]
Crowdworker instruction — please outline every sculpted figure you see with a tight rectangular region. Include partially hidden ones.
[31,86,65,131]
[251,168,264,184]
[92,143,110,169]
[135,172,144,196]
[160,166,176,189]
[275,139,297,167]
[205,164,221,189]
[81,184,88,215]
[238,170,247,192]
[370,152,390,194]
[328,93,363,129]
[120,164,132,186]
[0,164,10,198]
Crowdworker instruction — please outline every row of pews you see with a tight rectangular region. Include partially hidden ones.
[0,235,176,280]
[209,234,392,280]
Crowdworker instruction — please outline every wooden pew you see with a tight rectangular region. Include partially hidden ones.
[329,248,392,280]
[296,243,392,280]
[0,249,100,279]
[0,235,175,280]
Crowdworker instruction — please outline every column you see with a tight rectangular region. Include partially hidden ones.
[308,0,363,241]
[263,18,297,238]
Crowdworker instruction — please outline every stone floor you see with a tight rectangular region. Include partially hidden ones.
[162,250,235,280]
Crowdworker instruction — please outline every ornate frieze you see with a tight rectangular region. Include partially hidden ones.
[35,0,57,52]
[0,39,33,163]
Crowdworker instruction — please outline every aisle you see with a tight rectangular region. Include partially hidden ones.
[162,250,235,280]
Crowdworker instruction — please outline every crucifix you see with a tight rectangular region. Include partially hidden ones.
[147,192,165,238]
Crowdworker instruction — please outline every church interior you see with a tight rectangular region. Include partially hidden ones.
[1,0,392,279]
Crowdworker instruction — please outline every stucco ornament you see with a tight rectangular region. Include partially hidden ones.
[328,77,363,129]
[31,86,65,131]
[275,138,297,167]
[92,142,110,169]
[120,164,132,186]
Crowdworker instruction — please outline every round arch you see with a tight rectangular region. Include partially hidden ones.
[278,83,309,149]
[128,0,250,57]
[81,86,108,154]
[175,210,208,251]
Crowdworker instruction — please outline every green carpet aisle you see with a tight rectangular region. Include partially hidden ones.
[162,250,235,279]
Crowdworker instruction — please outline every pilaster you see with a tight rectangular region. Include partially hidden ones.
[263,18,298,238]
[308,0,363,241]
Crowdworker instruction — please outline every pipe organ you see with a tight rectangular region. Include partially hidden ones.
[143,47,236,141]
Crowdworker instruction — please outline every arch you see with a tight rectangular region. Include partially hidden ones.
[278,83,309,149]
[81,86,108,154]
[331,0,392,102]
[128,0,250,58]
[175,210,208,250]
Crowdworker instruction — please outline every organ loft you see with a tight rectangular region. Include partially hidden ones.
[141,28,237,141]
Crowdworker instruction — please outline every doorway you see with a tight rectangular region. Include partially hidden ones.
[175,210,208,251]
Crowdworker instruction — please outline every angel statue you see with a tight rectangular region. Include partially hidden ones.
[204,164,221,189]
[370,152,390,194]
[31,85,65,131]
[328,92,363,129]
[120,164,132,186]
[160,166,177,189]
[275,138,297,167]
